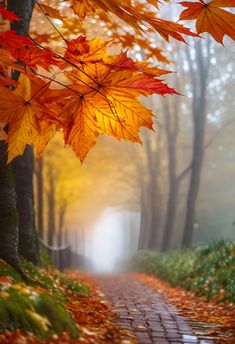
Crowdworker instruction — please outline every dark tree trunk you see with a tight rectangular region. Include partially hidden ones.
[138,187,148,249]
[161,97,179,251]
[47,176,56,246]
[36,158,44,239]
[136,128,162,250]
[182,41,210,247]
[0,142,24,274]
[0,0,36,272]
[162,181,179,251]
[8,0,38,264]
[145,131,162,250]
[58,203,66,246]
[12,146,39,264]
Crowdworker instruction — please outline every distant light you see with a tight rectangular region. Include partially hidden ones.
[193,223,199,230]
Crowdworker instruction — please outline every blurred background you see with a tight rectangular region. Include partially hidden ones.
[32,2,235,273]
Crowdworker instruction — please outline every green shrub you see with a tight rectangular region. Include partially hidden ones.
[132,239,235,303]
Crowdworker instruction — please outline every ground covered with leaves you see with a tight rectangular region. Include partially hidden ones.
[135,273,235,343]
[0,259,135,344]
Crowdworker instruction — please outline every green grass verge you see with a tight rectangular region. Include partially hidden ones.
[0,257,90,339]
[132,239,235,303]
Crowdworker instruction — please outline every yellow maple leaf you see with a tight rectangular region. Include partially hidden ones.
[0,74,55,162]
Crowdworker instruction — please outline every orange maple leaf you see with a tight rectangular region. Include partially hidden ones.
[0,74,55,162]
[179,0,235,43]
[70,0,198,42]
[16,45,58,71]
[64,36,110,66]
[52,50,176,162]
[37,3,64,21]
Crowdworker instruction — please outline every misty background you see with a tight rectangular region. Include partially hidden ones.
[34,29,235,272]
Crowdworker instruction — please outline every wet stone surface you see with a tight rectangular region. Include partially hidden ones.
[96,275,217,344]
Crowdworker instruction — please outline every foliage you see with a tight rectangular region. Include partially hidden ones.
[39,250,52,270]
[0,259,23,283]
[0,259,90,339]
[179,0,235,43]
[132,239,235,302]
[0,286,78,339]
[0,0,234,162]
[21,258,90,300]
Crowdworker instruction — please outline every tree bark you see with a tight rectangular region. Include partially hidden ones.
[8,0,38,264]
[161,96,180,251]
[138,187,148,249]
[144,131,162,250]
[36,158,44,239]
[12,146,39,264]
[47,175,56,246]
[0,142,24,274]
[182,41,210,247]
[58,203,67,246]
[0,0,36,272]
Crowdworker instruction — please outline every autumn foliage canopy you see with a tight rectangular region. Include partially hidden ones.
[0,0,234,162]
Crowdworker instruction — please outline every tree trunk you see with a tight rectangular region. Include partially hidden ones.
[9,0,38,264]
[58,203,66,246]
[12,146,39,264]
[0,142,24,274]
[145,131,162,250]
[182,41,210,247]
[47,176,56,246]
[138,187,148,249]
[0,0,35,272]
[36,158,44,239]
[162,180,179,251]
[161,97,179,251]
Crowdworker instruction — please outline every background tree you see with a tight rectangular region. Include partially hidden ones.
[0,0,234,270]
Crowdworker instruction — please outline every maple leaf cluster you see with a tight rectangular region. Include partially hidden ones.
[0,0,234,162]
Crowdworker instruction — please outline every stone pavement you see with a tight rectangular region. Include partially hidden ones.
[96,275,216,344]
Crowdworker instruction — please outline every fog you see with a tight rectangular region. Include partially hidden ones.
[36,33,235,272]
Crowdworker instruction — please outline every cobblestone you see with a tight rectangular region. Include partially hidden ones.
[96,275,216,344]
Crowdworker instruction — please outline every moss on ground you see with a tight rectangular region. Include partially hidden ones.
[0,257,90,339]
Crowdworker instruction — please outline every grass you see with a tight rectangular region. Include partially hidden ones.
[132,239,235,303]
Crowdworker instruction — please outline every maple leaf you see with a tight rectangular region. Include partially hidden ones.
[53,50,176,161]
[70,0,198,42]
[0,47,17,79]
[106,51,171,77]
[0,74,55,162]
[147,0,170,9]
[0,6,21,22]
[16,45,58,71]
[0,31,32,56]
[37,3,64,21]
[64,36,110,66]
[179,0,235,43]
[0,75,17,87]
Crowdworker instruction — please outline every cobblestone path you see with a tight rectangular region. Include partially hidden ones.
[96,275,216,344]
